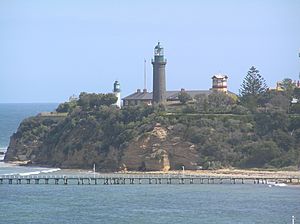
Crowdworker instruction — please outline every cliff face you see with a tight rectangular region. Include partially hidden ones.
[5,104,300,170]
[5,116,198,171]
[4,112,199,171]
[4,116,61,162]
[121,124,198,171]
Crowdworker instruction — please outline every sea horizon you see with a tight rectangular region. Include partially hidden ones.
[0,103,58,148]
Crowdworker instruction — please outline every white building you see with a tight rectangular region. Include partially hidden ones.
[113,80,121,108]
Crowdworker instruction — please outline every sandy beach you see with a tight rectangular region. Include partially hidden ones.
[122,168,300,179]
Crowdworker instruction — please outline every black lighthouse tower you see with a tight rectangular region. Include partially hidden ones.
[152,42,167,104]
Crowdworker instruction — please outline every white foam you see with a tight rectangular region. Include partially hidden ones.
[2,172,19,176]
[19,171,41,176]
[267,181,287,187]
[16,168,61,176]
[0,147,6,161]
[0,147,7,152]
[40,168,61,173]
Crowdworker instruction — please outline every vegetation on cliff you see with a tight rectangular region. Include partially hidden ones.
[5,67,300,171]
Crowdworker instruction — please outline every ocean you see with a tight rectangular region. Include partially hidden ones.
[0,103,300,224]
[0,103,58,149]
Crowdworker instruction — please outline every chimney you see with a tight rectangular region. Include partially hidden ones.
[143,89,147,93]
[137,89,141,93]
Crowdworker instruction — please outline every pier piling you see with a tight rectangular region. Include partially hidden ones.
[0,175,298,186]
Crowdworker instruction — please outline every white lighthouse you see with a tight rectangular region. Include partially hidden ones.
[113,80,121,108]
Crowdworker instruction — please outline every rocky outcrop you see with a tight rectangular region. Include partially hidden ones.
[121,124,199,171]
[5,116,199,171]
[4,116,62,163]
[6,106,299,171]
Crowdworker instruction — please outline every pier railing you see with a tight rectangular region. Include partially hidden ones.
[0,173,299,185]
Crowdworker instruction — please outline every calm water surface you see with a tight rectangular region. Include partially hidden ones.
[0,183,299,224]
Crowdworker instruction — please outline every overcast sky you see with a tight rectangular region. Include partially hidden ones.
[0,0,299,103]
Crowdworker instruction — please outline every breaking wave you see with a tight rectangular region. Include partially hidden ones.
[0,147,6,161]
[1,167,61,176]
[41,168,61,174]
[18,168,61,176]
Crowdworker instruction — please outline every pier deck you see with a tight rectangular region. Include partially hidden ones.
[0,174,299,185]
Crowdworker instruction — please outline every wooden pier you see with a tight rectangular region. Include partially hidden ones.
[0,174,299,185]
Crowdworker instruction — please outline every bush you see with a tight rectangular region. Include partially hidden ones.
[238,141,280,168]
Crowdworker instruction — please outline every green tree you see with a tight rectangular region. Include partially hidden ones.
[291,103,300,114]
[56,101,77,113]
[272,130,294,151]
[239,66,268,110]
[258,91,290,112]
[254,111,288,136]
[238,141,280,168]
[56,102,71,113]
[207,92,236,113]
[78,92,117,109]
[78,92,90,109]
[194,94,209,113]
[178,91,192,104]
[293,88,300,99]
[194,92,236,113]
[279,78,295,97]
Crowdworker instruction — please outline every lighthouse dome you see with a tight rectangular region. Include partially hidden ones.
[154,42,164,56]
